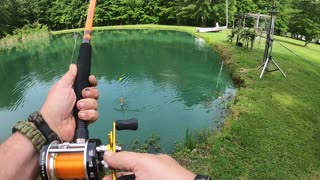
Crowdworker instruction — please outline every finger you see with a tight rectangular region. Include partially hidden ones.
[116,174,136,180]
[77,98,98,110]
[59,64,77,87]
[89,75,98,87]
[102,175,112,180]
[104,151,145,172]
[102,172,134,180]
[82,87,99,99]
[78,109,99,122]
[157,154,180,166]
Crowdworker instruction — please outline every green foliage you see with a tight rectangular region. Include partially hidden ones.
[0,22,49,49]
[236,0,258,14]
[1,0,320,42]
[273,0,293,34]
[131,133,162,153]
[288,0,320,46]
[0,1,11,37]
[48,0,87,30]
[237,28,257,50]
[13,22,48,36]
[185,128,196,150]
[177,0,214,27]
[183,128,212,150]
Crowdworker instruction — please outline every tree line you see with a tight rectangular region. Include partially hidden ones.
[0,0,319,45]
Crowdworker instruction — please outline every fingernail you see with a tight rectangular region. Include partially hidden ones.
[85,89,91,97]
[79,102,85,109]
[79,112,86,118]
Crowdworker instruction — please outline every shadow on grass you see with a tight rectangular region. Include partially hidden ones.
[274,37,305,47]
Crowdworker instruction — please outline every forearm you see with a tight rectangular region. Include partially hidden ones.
[0,132,38,180]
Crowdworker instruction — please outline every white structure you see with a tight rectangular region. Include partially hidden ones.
[196,23,226,33]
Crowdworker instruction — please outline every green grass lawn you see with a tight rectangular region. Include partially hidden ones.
[55,25,320,178]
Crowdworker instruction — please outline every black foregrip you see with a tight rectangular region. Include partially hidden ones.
[117,174,136,180]
[74,43,92,141]
[116,118,138,131]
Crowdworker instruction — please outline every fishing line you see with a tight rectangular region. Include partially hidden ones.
[70,25,78,64]
[69,0,88,64]
[119,76,125,119]
[274,39,320,69]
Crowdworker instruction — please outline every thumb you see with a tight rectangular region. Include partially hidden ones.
[59,64,77,87]
[104,151,140,172]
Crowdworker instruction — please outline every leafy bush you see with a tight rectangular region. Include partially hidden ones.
[131,133,162,153]
[238,28,257,50]
[0,22,50,49]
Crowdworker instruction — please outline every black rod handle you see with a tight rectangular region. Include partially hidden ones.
[74,43,92,142]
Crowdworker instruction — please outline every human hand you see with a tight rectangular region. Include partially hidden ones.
[40,64,99,142]
[102,151,196,180]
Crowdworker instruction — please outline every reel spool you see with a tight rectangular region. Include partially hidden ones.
[39,118,138,180]
[39,139,103,180]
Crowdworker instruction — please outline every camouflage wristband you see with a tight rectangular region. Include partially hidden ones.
[27,112,58,143]
[12,121,47,151]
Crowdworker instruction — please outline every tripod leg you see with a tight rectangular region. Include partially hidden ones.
[259,58,270,79]
[270,58,287,77]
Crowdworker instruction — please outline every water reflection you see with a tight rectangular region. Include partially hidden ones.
[92,30,232,108]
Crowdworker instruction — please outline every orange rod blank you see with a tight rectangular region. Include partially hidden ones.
[83,0,97,42]
[54,152,86,179]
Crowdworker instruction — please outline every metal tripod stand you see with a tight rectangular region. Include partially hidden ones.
[259,7,286,79]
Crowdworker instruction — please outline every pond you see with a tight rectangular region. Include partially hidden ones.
[0,30,235,152]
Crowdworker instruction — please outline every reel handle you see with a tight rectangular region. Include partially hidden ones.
[116,118,138,131]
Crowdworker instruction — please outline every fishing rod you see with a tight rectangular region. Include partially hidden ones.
[74,0,96,143]
[39,1,138,179]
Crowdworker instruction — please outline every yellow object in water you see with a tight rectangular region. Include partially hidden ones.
[119,77,123,81]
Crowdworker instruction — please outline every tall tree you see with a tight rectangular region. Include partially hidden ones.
[140,0,160,24]
[1,0,320,43]
[177,0,214,27]
[0,0,11,37]
[212,0,237,27]
[158,0,179,25]
[289,0,320,46]
[95,0,117,26]
[235,0,258,15]
[273,0,294,35]
[48,0,87,30]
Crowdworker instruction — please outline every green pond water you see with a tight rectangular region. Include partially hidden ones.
[0,30,235,152]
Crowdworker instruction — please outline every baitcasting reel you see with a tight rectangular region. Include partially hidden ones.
[39,118,138,180]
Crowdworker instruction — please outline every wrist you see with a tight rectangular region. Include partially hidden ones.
[28,112,58,143]
[12,132,38,152]
[39,108,53,130]
[12,121,47,151]
[12,112,58,151]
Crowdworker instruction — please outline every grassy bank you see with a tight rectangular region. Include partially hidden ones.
[55,25,320,178]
